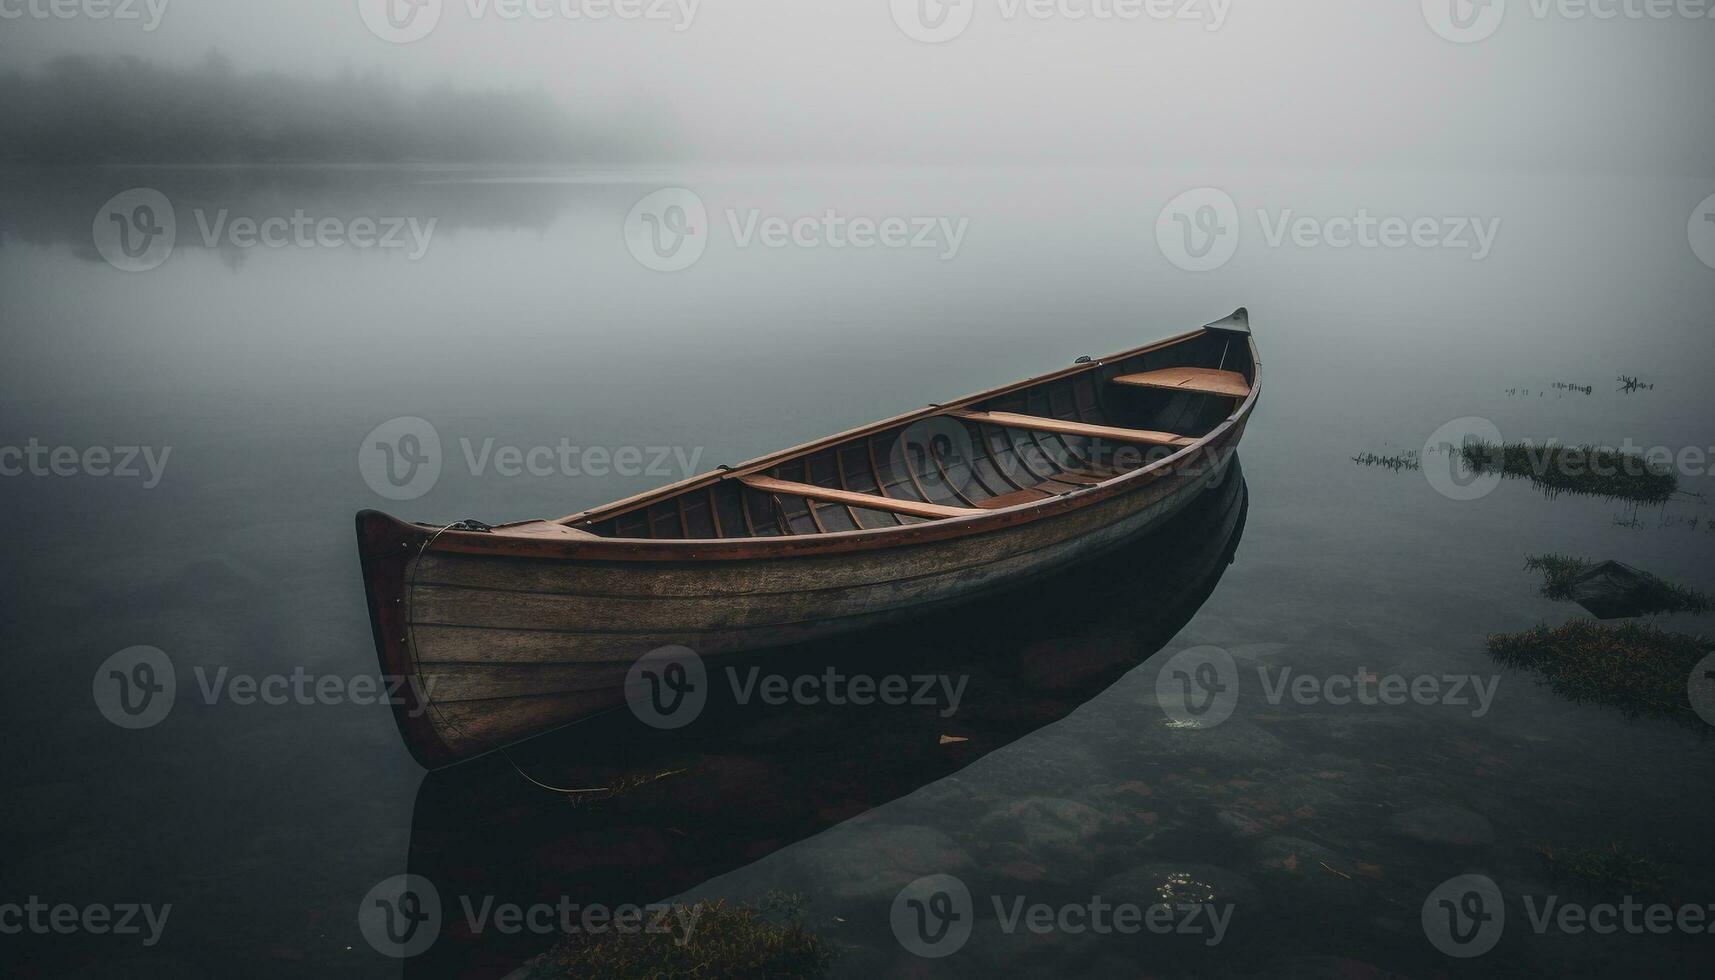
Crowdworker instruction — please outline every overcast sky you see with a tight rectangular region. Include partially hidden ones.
[3,0,1711,171]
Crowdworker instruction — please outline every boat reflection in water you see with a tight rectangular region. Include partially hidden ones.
[400,460,1249,978]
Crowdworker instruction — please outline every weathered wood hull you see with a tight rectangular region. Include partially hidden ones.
[357,310,1259,767]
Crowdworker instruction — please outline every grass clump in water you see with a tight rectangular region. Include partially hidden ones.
[1486,620,1713,725]
[1536,841,1673,900]
[1524,553,1593,599]
[1458,441,1678,502]
[1351,450,1420,472]
[1523,554,1711,615]
[542,893,834,979]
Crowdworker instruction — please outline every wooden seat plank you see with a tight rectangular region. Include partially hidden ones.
[1110,367,1250,398]
[974,487,1056,510]
[739,475,979,520]
[949,411,1195,448]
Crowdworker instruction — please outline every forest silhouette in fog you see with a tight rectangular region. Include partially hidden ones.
[0,52,666,165]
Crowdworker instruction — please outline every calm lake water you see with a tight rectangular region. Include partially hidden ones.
[3,165,1714,978]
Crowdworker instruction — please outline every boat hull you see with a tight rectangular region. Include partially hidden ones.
[358,426,1245,767]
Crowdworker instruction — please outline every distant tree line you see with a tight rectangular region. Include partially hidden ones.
[0,52,664,164]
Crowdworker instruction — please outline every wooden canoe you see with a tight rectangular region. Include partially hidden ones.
[357,308,1260,767]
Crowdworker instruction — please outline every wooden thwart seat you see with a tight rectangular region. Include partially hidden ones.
[950,410,1195,448]
[1110,367,1250,399]
[739,474,979,520]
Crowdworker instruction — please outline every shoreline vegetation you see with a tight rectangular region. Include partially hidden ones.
[0,52,668,165]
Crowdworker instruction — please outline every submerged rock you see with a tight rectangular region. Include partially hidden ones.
[1389,803,1494,847]
[1215,810,1269,838]
[788,823,974,904]
[977,797,1110,867]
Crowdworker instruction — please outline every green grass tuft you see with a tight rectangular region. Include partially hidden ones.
[1459,441,1678,502]
[1486,620,1713,725]
[1523,553,1592,600]
[542,893,834,979]
[1522,554,1711,614]
[1536,841,1673,900]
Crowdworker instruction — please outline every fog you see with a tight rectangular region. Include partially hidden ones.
[1,52,666,163]
[3,0,1711,171]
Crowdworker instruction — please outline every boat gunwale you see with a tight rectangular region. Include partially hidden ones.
[388,325,1258,563]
